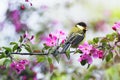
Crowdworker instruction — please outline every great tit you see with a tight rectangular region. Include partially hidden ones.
[61,22,87,53]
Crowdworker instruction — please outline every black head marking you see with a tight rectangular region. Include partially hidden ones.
[76,22,87,27]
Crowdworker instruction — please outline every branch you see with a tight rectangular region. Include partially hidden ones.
[0,52,48,55]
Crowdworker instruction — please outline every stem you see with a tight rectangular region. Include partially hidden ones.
[0,52,48,55]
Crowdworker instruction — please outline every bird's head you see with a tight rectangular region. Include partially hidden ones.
[76,22,87,32]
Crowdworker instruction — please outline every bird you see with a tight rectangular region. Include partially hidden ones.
[61,22,87,53]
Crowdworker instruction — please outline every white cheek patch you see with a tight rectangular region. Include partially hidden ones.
[76,25,84,30]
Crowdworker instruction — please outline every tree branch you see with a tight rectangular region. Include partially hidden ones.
[0,52,48,55]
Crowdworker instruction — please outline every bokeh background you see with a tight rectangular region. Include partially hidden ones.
[0,0,120,80]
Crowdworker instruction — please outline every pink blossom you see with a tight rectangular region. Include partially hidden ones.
[78,42,104,64]
[112,21,120,34]
[45,34,57,47]
[97,50,104,59]
[10,60,29,74]
[44,30,66,47]
[20,5,25,10]
[23,31,35,44]
[59,30,65,35]
[19,60,29,65]
[9,10,22,32]
[61,39,66,44]
[91,47,104,59]
[78,54,92,64]
[91,47,99,58]
[78,42,92,54]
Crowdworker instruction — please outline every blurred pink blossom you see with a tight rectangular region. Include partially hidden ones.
[78,53,92,64]
[78,42,92,54]
[78,42,104,64]
[9,10,28,32]
[44,30,66,47]
[23,31,35,44]
[10,60,29,74]
[45,34,57,47]
[112,21,120,34]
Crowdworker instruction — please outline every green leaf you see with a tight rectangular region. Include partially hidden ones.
[3,59,11,68]
[12,44,19,52]
[48,57,52,64]
[106,52,113,62]
[106,34,114,41]
[0,52,6,59]
[93,37,99,43]
[2,47,12,56]
[66,49,70,59]
[100,38,108,43]
[37,56,46,62]
[2,47,12,52]
[10,42,18,45]
[19,36,23,43]
[23,44,32,53]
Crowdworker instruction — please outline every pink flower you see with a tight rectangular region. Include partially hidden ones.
[61,39,66,44]
[78,54,92,64]
[91,47,99,58]
[44,30,66,47]
[45,34,57,47]
[20,5,25,10]
[23,31,35,44]
[19,60,29,65]
[112,21,120,34]
[97,50,104,59]
[9,10,22,32]
[59,30,65,35]
[78,42,92,54]
[10,60,29,74]
[91,47,104,59]
[78,42,104,64]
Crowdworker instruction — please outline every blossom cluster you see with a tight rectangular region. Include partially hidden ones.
[78,42,104,64]
[45,30,66,47]
[23,31,35,44]
[10,60,29,74]
[112,21,120,34]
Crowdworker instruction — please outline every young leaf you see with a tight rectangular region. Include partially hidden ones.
[37,56,46,62]
[12,44,19,52]
[2,47,12,53]
[10,42,18,45]
[93,37,99,43]
[106,34,114,41]
[106,52,113,62]
[66,49,70,59]
[0,52,6,59]
[48,57,52,64]
[2,47,12,56]
[19,36,23,43]
[23,44,32,53]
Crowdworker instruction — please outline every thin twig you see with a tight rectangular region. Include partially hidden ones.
[0,52,48,55]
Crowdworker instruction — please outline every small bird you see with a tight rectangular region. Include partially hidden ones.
[61,22,87,53]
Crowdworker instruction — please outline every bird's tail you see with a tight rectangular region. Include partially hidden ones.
[61,43,71,53]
